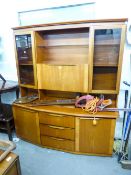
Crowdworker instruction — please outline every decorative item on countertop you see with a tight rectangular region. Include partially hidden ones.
[29,98,76,106]
[14,94,38,104]
[75,94,112,114]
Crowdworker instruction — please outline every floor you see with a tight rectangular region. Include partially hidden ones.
[0,133,130,175]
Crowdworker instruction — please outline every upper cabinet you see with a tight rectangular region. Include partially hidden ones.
[13,19,127,96]
[89,24,126,94]
[14,31,37,88]
[35,28,89,93]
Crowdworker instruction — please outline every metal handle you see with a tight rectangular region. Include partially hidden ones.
[48,113,64,117]
[21,108,36,113]
[47,65,76,66]
[48,125,66,130]
[80,117,100,120]
[51,137,65,141]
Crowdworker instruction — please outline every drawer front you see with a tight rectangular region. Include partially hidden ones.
[41,136,74,152]
[40,124,75,140]
[39,112,75,128]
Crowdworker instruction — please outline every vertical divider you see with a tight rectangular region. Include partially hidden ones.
[75,117,80,152]
[88,26,94,92]
[31,31,38,89]
[116,25,127,92]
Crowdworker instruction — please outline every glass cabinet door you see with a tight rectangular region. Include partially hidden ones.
[16,34,32,64]
[15,34,35,86]
[94,28,121,66]
[91,27,122,92]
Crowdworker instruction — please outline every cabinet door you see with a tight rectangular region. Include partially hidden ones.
[13,107,40,144]
[37,64,88,93]
[14,31,37,88]
[89,24,126,94]
[78,117,116,155]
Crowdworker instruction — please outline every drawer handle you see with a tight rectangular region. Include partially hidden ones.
[80,117,100,120]
[51,137,65,141]
[21,109,36,113]
[48,113,64,117]
[48,125,65,130]
[47,65,76,66]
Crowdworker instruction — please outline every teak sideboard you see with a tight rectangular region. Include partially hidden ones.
[12,18,127,156]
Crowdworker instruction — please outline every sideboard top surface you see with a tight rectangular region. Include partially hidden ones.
[13,103,119,119]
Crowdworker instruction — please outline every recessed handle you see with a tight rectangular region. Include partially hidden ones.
[47,65,76,66]
[48,113,64,117]
[51,137,65,141]
[48,125,65,130]
[80,117,100,120]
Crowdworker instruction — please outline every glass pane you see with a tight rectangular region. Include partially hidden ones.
[15,34,32,64]
[93,29,121,66]
[19,65,34,85]
[92,28,121,91]
[92,67,117,90]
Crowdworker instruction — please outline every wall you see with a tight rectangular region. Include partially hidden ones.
[0,1,19,80]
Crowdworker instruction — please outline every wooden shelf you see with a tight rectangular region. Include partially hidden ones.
[37,44,89,48]
[19,63,33,66]
[20,84,35,88]
[93,64,118,67]
[37,43,120,48]
[94,42,120,46]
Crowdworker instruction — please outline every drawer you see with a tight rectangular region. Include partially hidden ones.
[40,124,75,140]
[41,136,74,152]
[39,112,75,128]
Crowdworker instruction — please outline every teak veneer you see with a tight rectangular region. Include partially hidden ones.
[12,18,127,156]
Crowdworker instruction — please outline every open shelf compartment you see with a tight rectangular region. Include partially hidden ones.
[35,28,89,65]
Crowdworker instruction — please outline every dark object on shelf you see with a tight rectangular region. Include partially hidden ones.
[29,98,76,106]
[14,94,38,104]
[19,65,34,85]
